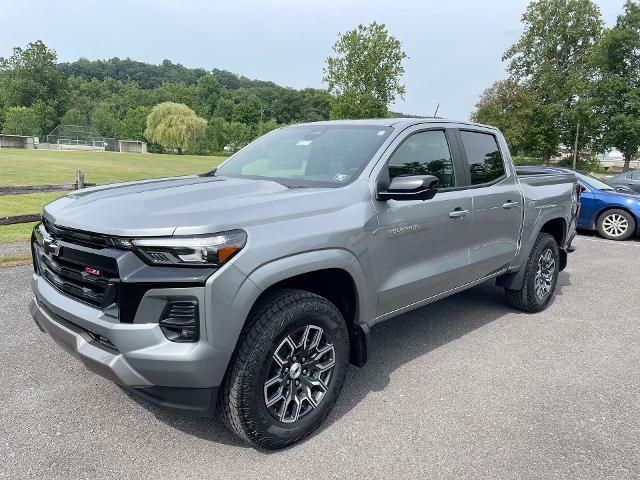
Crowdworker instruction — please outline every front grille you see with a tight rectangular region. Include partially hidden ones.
[33,223,119,308]
[42,218,107,249]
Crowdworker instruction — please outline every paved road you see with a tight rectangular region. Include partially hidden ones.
[1,235,639,479]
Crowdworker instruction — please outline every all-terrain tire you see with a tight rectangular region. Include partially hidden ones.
[217,288,349,449]
[505,233,560,313]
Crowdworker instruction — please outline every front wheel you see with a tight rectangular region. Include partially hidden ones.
[505,232,560,313]
[217,289,349,449]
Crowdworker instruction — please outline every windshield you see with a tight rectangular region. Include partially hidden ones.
[215,125,392,187]
[575,172,614,191]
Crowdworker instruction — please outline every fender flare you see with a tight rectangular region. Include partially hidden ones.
[496,214,567,290]
[212,249,374,365]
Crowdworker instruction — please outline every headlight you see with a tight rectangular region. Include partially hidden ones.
[107,230,247,266]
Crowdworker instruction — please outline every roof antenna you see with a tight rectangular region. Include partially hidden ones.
[433,103,440,118]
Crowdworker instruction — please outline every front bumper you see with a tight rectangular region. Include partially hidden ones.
[29,273,233,416]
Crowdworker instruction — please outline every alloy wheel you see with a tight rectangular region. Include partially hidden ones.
[534,248,555,300]
[263,325,336,424]
[602,213,629,238]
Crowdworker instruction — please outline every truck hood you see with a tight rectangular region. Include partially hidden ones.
[43,175,353,237]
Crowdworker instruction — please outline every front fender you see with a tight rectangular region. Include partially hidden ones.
[205,249,374,357]
[244,248,374,323]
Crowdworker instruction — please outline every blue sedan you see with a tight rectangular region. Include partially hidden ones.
[574,171,640,240]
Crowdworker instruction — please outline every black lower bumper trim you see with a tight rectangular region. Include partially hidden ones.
[124,385,219,417]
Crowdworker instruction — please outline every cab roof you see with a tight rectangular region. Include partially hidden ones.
[292,118,499,131]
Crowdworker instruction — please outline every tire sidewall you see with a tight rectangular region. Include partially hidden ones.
[243,295,349,446]
[597,209,635,241]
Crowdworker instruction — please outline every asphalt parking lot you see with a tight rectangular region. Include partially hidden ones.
[1,234,639,479]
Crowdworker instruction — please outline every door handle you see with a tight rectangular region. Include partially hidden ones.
[449,208,470,218]
[502,201,518,209]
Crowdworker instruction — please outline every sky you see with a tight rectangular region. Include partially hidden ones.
[0,0,627,120]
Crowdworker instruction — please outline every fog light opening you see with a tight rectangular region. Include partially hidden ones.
[159,300,200,343]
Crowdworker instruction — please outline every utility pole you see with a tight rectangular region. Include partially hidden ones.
[572,123,580,170]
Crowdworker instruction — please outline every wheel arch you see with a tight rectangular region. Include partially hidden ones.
[226,250,373,367]
[497,215,566,290]
[538,217,566,249]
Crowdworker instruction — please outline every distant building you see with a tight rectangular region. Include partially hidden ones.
[598,148,639,171]
[118,140,147,154]
[0,134,37,149]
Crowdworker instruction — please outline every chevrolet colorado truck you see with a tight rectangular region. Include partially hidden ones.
[29,119,578,449]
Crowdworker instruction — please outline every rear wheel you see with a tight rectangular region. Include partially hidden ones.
[596,209,635,240]
[505,233,560,313]
[217,289,349,449]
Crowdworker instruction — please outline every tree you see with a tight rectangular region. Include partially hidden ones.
[201,116,229,153]
[145,102,206,154]
[471,80,533,156]
[299,88,332,122]
[591,1,640,171]
[256,119,279,137]
[503,0,603,161]
[91,101,118,137]
[232,94,263,124]
[226,121,250,151]
[193,74,222,118]
[0,40,67,107]
[61,106,91,127]
[2,106,40,135]
[118,105,150,141]
[153,81,194,107]
[0,40,67,127]
[214,97,235,121]
[323,22,408,119]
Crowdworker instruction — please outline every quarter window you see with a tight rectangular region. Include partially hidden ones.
[460,131,506,185]
[387,130,455,188]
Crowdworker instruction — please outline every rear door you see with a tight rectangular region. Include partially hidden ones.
[371,126,474,315]
[455,129,523,280]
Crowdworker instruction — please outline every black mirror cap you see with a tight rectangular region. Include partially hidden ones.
[377,175,439,201]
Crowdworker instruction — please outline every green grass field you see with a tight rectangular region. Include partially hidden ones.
[0,149,225,244]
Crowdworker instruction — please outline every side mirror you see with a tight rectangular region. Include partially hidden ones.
[377,175,439,201]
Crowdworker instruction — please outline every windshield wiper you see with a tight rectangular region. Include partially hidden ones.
[200,168,217,177]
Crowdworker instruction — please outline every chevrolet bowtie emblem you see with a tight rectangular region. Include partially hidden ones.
[43,237,62,257]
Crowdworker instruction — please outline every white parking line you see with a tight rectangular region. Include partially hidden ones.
[575,236,640,247]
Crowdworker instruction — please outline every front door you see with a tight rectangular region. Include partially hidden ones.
[372,128,474,316]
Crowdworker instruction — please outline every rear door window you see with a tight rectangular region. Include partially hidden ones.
[460,131,506,185]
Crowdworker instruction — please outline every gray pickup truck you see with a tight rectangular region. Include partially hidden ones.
[29,119,578,448]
